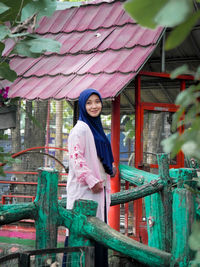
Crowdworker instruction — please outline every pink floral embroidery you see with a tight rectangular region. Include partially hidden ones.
[70,143,87,184]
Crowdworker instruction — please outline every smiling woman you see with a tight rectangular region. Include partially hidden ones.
[63,88,117,267]
[85,94,102,117]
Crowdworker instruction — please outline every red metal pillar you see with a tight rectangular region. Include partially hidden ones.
[134,75,143,240]
[109,95,121,231]
[135,75,142,168]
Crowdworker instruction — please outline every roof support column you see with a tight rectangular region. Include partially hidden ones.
[134,75,143,241]
[109,95,121,231]
[135,75,142,168]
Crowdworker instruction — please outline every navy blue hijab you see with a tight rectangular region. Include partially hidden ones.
[78,89,114,175]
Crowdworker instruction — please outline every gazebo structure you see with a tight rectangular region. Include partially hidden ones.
[2,0,200,243]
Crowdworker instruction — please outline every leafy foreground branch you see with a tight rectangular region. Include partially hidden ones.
[0,0,61,82]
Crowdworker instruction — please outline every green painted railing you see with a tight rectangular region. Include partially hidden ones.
[0,154,198,266]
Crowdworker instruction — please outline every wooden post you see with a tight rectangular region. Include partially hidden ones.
[171,188,195,266]
[170,167,197,266]
[68,199,97,267]
[19,253,30,267]
[157,153,173,252]
[34,168,59,266]
[145,154,172,251]
[109,95,121,231]
[145,192,165,250]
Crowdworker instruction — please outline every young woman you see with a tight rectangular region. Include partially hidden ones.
[65,88,116,267]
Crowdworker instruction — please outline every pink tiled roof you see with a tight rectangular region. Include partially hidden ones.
[4,0,164,100]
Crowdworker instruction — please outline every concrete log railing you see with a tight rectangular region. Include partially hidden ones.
[0,154,197,266]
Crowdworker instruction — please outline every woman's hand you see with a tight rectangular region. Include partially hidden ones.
[110,163,117,177]
[91,181,103,193]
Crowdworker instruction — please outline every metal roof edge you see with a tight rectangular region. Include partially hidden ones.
[112,28,167,99]
[56,1,82,10]
[56,0,125,10]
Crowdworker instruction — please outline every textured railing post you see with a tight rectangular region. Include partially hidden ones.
[145,153,172,251]
[157,153,173,252]
[1,163,199,266]
[34,168,59,266]
[170,168,196,266]
[67,199,97,267]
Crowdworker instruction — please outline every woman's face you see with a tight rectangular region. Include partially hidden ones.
[85,94,102,117]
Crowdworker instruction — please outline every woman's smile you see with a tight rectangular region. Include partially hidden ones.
[85,94,102,117]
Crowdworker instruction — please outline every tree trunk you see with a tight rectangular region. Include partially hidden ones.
[23,100,48,196]
[147,112,164,164]
[11,100,21,154]
[24,101,34,149]
[55,100,63,173]
[10,101,21,197]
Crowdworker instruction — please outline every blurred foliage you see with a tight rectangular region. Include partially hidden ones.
[121,114,135,146]
[51,100,73,133]
[125,0,200,263]
[124,0,200,50]
[0,0,62,174]
[162,70,200,160]
[0,0,61,81]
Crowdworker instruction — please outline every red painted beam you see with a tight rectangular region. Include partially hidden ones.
[139,70,195,80]
[4,171,68,176]
[0,180,66,187]
[2,195,35,204]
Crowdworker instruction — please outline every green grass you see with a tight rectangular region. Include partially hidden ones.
[0,237,64,248]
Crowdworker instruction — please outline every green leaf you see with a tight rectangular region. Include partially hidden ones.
[0,25,10,41]
[28,35,61,53]
[189,221,200,251]
[22,0,57,22]
[0,41,5,54]
[170,64,189,79]
[12,35,61,57]
[182,141,198,157]
[0,167,6,177]
[9,32,30,38]
[175,87,193,106]
[195,66,200,80]
[165,10,200,50]
[0,0,31,24]
[154,0,192,27]
[12,41,41,58]
[161,132,184,158]
[124,0,167,29]
[0,62,17,81]
[0,2,10,14]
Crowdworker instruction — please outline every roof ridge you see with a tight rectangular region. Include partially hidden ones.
[18,70,137,79]
[81,0,126,7]
[7,43,156,59]
[35,22,136,36]
[56,0,126,10]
